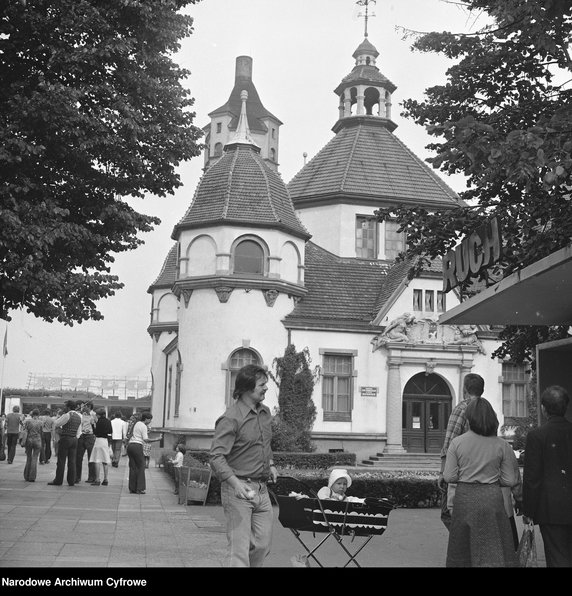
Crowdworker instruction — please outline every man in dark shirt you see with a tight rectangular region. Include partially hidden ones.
[48,400,82,486]
[210,364,278,567]
[523,385,572,567]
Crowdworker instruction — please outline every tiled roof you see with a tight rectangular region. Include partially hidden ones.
[173,144,310,240]
[208,78,282,133]
[372,257,412,313]
[335,65,396,91]
[287,117,461,208]
[148,244,178,291]
[283,242,390,329]
[353,38,379,58]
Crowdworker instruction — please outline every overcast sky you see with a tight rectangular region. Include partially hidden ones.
[1,0,483,390]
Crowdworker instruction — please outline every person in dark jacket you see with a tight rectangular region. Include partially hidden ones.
[48,400,82,486]
[523,384,572,567]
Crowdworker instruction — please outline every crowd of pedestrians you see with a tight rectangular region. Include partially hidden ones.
[1,400,162,495]
[2,371,571,568]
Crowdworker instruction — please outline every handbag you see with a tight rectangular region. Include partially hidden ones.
[517,521,538,567]
[19,429,28,447]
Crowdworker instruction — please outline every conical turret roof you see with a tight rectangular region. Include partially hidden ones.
[173,143,310,240]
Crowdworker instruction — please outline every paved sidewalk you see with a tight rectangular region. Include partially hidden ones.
[0,447,544,574]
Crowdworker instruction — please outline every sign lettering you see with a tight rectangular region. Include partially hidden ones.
[443,217,502,292]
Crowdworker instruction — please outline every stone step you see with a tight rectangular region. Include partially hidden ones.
[360,453,441,470]
[361,460,439,469]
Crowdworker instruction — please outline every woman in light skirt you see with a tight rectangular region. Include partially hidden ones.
[89,408,112,486]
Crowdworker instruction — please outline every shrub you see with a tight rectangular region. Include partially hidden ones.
[270,344,318,452]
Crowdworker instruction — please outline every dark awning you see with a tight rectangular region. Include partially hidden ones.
[439,244,572,326]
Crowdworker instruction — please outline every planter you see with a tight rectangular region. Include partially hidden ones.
[178,466,212,506]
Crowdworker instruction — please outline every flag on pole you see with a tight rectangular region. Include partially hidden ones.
[2,328,7,357]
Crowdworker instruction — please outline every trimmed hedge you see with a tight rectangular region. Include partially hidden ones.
[161,450,440,509]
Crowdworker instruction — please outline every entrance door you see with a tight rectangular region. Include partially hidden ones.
[402,373,452,453]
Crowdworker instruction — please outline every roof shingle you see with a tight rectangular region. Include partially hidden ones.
[287,117,461,208]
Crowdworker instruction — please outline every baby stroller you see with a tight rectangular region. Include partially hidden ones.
[269,475,394,567]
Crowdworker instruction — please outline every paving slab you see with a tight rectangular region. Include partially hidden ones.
[0,445,546,580]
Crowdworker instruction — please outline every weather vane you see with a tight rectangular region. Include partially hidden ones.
[356,0,376,38]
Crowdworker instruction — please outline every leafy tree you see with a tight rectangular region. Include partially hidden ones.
[376,0,572,362]
[269,344,318,452]
[0,0,203,324]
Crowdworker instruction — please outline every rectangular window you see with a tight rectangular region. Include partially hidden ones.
[437,291,446,312]
[413,289,422,311]
[322,354,353,421]
[216,122,222,133]
[413,289,442,312]
[425,290,434,312]
[501,363,529,418]
[384,220,405,260]
[355,216,377,258]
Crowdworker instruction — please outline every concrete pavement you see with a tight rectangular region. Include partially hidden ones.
[0,446,544,575]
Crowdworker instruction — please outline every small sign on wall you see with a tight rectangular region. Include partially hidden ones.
[360,386,378,397]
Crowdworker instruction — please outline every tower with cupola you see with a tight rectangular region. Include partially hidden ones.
[148,82,309,430]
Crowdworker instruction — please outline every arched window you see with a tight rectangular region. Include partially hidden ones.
[234,239,265,275]
[227,348,261,406]
[214,142,223,157]
[270,148,276,161]
[364,87,381,116]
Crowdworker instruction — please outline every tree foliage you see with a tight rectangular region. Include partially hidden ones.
[376,0,572,362]
[270,344,318,453]
[0,0,203,324]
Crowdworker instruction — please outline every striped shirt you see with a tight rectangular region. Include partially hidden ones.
[440,397,472,461]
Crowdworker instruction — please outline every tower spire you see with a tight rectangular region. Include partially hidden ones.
[225,90,259,150]
[356,0,376,38]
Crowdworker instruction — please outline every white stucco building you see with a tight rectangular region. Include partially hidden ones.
[146,36,520,462]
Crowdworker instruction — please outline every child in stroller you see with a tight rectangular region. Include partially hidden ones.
[316,469,364,503]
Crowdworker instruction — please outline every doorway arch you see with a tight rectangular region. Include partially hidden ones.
[401,373,452,453]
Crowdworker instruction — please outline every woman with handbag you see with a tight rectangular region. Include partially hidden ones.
[22,409,43,482]
[444,397,520,567]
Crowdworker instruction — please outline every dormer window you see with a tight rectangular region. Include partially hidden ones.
[234,238,265,275]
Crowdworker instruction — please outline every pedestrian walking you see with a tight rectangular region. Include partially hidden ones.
[89,408,112,486]
[48,400,82,486]
[126,412,162,494]
[444,397,520,567]
[22,409,43,482]
[523,384,572,567]
[210,364,278,567]
[110,411,125,467]
[76,401,97,483]
[5,405,24,464]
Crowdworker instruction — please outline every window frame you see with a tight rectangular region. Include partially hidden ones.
[500,362,530,419]
[226,348,261,407]
[384,219,406,260]
[355,215,378,259]
[320,350,356,422]
[232,236,267,276]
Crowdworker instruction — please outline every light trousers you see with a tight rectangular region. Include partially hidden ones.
[220,480,273,567]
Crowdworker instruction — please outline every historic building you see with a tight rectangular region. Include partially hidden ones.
[146,33,519,461]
